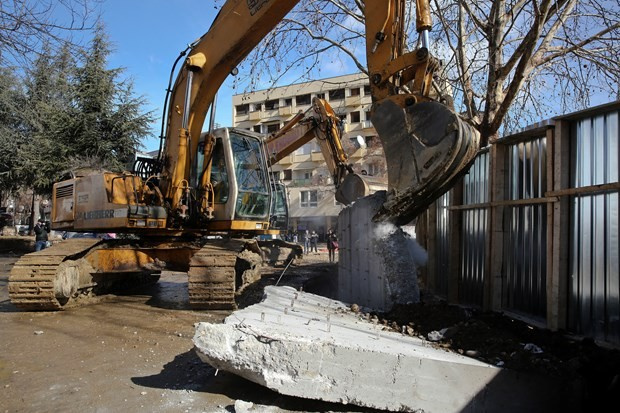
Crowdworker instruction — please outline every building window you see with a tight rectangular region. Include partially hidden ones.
[316,92,325,100]
[365,110,371,121]
[329,88,345,101]
[266,123,280,133]
[283,169,292,180]
[235,104,249,115]
[270,171,281,182]
[251,103,262,112]
[295,142,315,155]
[253,125,262,133]
[364,84,371,95]
[367,163,380,176]
[296,94,311,105]
[284,98,292,107]
[265,99,279,110]
[300,190,318,208]
[350,111,361,123]
[350,87,360,96]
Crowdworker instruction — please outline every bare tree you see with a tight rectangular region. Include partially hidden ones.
[224,0,620,143]
[0,0,100,66]
[432,0,620,142]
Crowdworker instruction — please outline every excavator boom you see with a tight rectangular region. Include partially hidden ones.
[161,0,479,227]
[264,98,387,205]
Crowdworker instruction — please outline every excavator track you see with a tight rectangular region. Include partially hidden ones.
[9,236,269,312]
[188,239,261,310]
[8,238,101,311]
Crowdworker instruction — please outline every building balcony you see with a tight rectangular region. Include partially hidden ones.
[288,178,313,187]
[348,148,368,159]
[234,113,250,122]
[311,152,324,162]
[278,106,293,116]
[293,153,312,163]
[344,122,363,133]
[278,154,293,164]
[262,108,279,118]
[361,120,374,130]
[345,95,362,107]
[249,111,262,121]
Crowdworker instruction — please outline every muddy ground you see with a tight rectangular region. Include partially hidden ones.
[1,237,618,412]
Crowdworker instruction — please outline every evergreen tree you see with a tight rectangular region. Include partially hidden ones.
[11,25,154,199]
[18,43,74,196]
[71,25,154,171]
[0,68,27,203]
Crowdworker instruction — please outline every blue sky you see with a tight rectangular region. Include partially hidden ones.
[101,0,233,152]
[99,1,362,152]
[97,1,617,152]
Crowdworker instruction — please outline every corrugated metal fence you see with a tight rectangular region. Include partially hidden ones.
[505,137,547,319]
[459,152,488,307]
[422,102,620,346]
[569,110,619,343]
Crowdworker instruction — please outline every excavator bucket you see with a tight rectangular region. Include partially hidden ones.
[335,173,388,205]
[371,99,480,226]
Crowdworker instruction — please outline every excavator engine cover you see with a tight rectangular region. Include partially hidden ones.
[371,100,480,226]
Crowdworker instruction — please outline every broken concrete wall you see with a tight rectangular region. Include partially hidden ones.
[337,191,427,311]
[193,286,567,413]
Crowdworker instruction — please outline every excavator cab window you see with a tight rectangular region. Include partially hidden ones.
[269,181,289,231]
[210,139,229,203]
[193,138,229,203]
[231,132,270,220]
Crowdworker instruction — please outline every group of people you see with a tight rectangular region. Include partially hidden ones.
[301,228,339,262]
[303,230,319,253]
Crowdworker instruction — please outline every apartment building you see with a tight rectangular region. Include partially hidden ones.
[232,73,386,239]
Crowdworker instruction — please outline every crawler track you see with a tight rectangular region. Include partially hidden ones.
[9,237,269,311]
[188,239,248,310]
[8,238,101,311]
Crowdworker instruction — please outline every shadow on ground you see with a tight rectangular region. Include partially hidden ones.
[131,350,378,412]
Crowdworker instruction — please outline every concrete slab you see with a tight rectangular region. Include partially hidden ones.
[193,286,566,412]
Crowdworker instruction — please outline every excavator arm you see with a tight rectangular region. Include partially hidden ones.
[159,0,479,227]
[263,98,387,205]
[364,0,480,225]
[158,0,300,217]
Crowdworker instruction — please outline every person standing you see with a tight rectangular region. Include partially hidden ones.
[310,230,319,253]
[34,219,50,251]
[303,229,310,254]
[326,228,338,262]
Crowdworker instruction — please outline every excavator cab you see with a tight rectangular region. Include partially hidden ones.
[193,128,272,231]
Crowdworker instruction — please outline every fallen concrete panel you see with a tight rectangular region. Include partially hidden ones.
[194,286,566,412]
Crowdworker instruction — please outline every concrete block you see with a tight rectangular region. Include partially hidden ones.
[338,191,426,311]
[193,286,565,412]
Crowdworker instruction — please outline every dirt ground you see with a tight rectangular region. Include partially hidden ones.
[1,237,618,412]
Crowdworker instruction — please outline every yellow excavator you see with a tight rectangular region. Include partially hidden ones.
[8,0,479,311]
